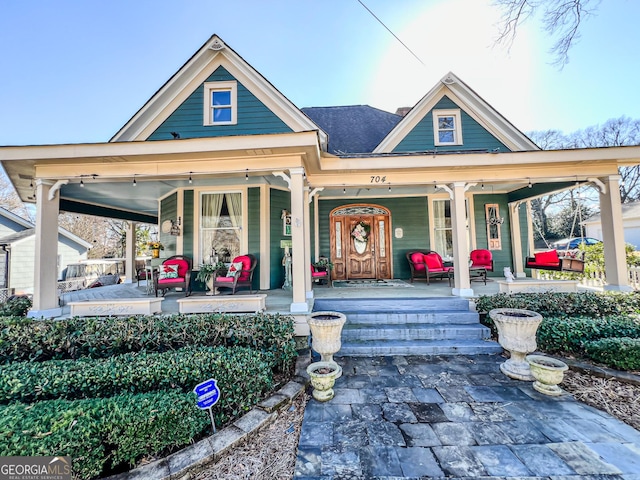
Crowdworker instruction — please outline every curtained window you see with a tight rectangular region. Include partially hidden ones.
[201,192,242,263]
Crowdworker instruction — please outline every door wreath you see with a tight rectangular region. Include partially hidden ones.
[351,221,370,254]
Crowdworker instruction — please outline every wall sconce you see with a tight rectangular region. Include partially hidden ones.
[170,217,181,236]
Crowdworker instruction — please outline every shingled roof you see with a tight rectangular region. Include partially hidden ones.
[302,105,402,155]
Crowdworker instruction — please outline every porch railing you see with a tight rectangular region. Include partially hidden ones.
[533,266,640,291]
[0,288,15,303]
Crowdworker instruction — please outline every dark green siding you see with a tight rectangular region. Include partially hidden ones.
[317,197,429,280]
[159,193,178,256]
[473,194,512,274]
[393,96,510,153]
[270,189,290,288]
[148,66,292,140]
[183,190,194,258]
[248,187,261,290]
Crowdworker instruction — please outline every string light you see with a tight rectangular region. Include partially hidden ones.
[343,186,346,194]
[245,169,249,181]
[188,172,193,184]
[132,177,137,187]
[481,182,484,190]
[528,178,532,188]
[388,184,391,192]
[80,179,84,188]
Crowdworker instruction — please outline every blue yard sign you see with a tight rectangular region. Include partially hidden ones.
[194,378,221,434]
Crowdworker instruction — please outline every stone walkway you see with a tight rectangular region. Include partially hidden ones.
[294,354,640,479]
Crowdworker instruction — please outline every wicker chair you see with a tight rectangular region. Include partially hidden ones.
[154,255,192,297]
[212,254,258,294]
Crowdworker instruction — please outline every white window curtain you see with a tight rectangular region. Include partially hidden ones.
[225,193,242,244]
[202,194,224,228]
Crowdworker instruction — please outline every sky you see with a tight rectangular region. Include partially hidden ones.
[0,0,638,146]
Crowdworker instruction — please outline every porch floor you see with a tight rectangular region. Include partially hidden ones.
[60,276,508,317]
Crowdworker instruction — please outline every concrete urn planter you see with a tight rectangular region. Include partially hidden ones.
[526,354,569,396]
[307,311,347,364]
[489,308,543,381]
[307,361,342,402]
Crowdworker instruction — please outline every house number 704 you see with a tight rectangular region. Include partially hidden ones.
[370,176,387,183]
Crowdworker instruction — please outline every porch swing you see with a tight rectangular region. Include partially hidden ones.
[525,195,586,273]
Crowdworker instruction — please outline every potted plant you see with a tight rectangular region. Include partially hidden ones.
[195,261,226,295]
[526,354,569,396]
[147,241,164,258]
[311,258,334,272]
[489,308,543,381]
[307,361,342,402]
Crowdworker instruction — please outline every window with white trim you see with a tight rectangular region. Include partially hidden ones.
[200,192,242,263]
[203,81,237,125]
[433,109,462,146]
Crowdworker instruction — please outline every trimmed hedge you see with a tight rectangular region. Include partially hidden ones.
[0,346,273,408]
[476,291,640,319]
[584,337,640,371]
[0,312,296,367]
[0,390,209,480]
[536,315,640,355]
[0,296,31,317]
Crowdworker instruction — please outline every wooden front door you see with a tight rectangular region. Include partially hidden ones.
[330,205,392,280]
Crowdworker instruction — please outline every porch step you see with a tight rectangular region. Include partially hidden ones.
[312,297,500,357]
[341,323,491,341]
[338,339,503,356]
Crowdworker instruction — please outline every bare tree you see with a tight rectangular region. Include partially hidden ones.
[0,172,34,222]
[493,0,601,67]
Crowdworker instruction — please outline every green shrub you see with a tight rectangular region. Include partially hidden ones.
[0,390,208,480]
[584,337,640,371]
[0,346,273,409]
[536,315,640,354]
[476,291,640,320]
[0,312,297,367]
[0,296,32,317]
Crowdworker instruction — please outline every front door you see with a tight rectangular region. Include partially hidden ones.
[330,204,392,280]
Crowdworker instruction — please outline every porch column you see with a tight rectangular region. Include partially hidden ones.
[289,168,308,312]
[450,182,473,296]
[124,222,136,283]
[509,202,526,278]
[597,175,632,291]
[30,180,62,318]
[304,186,313,299]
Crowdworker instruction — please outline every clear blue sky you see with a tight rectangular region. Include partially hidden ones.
[1,0,638,146]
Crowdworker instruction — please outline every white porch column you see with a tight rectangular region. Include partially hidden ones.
[289,168,308,312]
[509,202,526,278]
[124,222,136,283]
[30,180,62,317]
[304,186,313,299]
[450,182,473,296]
[598,175,632,291]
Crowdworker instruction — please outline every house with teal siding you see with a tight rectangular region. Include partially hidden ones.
[0,34,637,329]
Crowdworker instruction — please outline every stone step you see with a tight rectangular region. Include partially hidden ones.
[313,296,470,313]
[345,310,479,325]
[338,339,502,356]
[341,323,491,341]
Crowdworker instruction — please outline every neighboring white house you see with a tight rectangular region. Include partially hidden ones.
[0,208,91,295]
[583,201,640,249]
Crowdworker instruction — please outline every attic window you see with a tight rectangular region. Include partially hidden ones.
[203,81,237,126]
[433,109,462,146]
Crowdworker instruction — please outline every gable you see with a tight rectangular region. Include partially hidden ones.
[112,35,326,147]
[148,66,291,140]
[392,96,509,153]
[374,72,538,153]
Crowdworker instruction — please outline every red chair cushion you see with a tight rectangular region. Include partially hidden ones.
[232,255,252,282]
[158,277,185,285]
[312,271,328,278]
[534,250,559,265]
[424,253,443,270]
[215,276,235,283]
[163,259,189,278]
[410,252,426,271]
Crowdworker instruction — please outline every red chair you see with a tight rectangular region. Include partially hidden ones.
[470,249,494,272]
[406,250,452,284]
[154,255,192,297]
[212,254,258,294]
[311,262,331,287]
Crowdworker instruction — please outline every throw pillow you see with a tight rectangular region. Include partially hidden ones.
[159,264,179,280]
[226,262,244,278]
